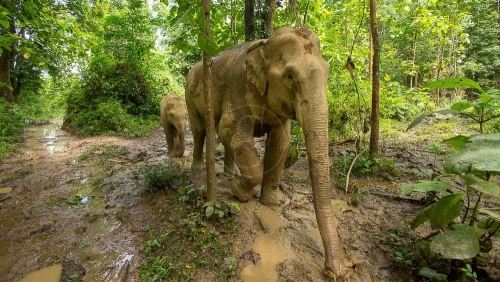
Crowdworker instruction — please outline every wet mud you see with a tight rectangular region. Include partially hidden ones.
[2,119,497,281]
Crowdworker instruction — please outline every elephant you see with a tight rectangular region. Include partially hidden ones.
[185,27,348,278]
[160,93,187,158]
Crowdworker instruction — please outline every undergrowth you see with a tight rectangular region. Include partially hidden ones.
[140,161,186,193]
[140,184,239,281]
[0,101,25,160]
[331,150,399,190]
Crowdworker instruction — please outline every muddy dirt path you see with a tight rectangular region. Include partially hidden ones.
[0,120,171,281]
[0,119,458,281]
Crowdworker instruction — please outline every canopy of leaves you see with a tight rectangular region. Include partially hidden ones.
[64,0,177,136]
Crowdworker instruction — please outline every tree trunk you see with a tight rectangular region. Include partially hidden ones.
[262,0,276,38]
[202,0,216,202]
[11,27,25,102]
[369,0,380,157]
[230,0,237,44]
[245,0,255,41]
[303,0,311,26]
[0,48,13,103]
[369,32,372,81]
[288,0,302,27]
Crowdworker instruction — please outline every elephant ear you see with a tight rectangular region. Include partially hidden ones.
[246,40,267,96]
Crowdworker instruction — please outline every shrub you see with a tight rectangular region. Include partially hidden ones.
[0,101,26,160]
[141,162,186,193]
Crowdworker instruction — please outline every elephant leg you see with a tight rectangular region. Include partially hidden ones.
[165,124,175,156]
[219,115,262,202]
[177,128,185,158]
[222,143,235,175]
[260,120,290,205]
[232,144,263,202]
[191,121,206,170]
[218,116,235,174]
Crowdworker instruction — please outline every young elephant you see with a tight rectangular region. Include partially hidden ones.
[160,93,187,158]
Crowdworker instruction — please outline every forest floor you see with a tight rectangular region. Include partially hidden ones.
[0,118,499,282]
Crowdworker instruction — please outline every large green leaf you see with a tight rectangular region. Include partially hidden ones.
[444,134,500,175]
[401,181,454,195]
[430,224,480,260]
[197,32,219,56]
[451,101,475,112]
[410,193,464,230]
[471,181,500,197]
[459,173,483,186]
[479,209,500,221]
[418,267,447,281]
[444,135,470,150]
[425,78,484,93]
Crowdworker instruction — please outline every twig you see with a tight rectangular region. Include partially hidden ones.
[345,149,367,193]
[303,0,311,26]
[0,195,11,202]
[368,189,421,204]
[422,229,442,239]
[329,138,356,146]
[480,207,500,211]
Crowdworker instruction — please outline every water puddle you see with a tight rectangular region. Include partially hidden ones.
[88,215,121,237]
[17,264,62,282]
[241,206,293,282]
[0,235,13,276]
[82,251,133,282]
[24,121,64,155]
[42,126,59,154]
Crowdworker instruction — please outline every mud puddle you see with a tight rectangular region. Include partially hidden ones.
[241,205,293,281]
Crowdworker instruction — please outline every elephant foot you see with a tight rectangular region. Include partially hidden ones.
[259,187,286,206]
[231,178,254,203]
[324,259,366,281]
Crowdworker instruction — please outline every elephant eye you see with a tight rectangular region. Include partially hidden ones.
[287,73,293,80]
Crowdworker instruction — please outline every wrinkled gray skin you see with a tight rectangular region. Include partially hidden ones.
[186,27,346,278]
[160,93,187,158]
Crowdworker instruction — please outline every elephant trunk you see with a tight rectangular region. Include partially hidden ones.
[297,86,342,277]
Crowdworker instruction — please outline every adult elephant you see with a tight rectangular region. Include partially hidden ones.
[186,27,347,278]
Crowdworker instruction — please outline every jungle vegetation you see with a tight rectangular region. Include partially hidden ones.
[1,0,499,158]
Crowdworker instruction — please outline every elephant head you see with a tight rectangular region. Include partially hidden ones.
[246,27,344,277]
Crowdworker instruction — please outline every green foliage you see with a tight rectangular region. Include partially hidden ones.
[418,267,447,281]
[460,263,479,282]
[140,184,239,281]
[141,162,186,193]
[408,78,500,133]
[380,81,435,121]
[462,0,500,89]
[165,0,244,57]
[331,151,398,189]
[334,151,397,176]
[383,228,421,269]
[402,133,500,273]
[0,90,67,160]
[63,0,177,137]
